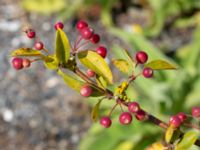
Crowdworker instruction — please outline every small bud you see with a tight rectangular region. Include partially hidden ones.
[22,59,31,68]
[81,27,94,39]
[76,20,88,31]
[80,85,93,97]
[169,115,182,128]
[128,102,140,113]
[135,51,148,64]
[90,34,100,44]
[96,46,107,58]
[12,58,23,70]
[192,107,200,118]
[86,69,95,77]
[143,67,153,78]
[100,116,112,128]
[177,112,187,122]
[119,112,132,125]
[135,110,146,121]
[34,41,44,50]
[54,22,64,30]
[26,29,36,39]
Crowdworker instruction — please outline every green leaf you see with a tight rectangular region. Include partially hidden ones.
[175,130,199,150]
[112,59,131,74]
[145,60,177,70]
[58,69,104,97]
[96,75,107,89]
[21,0,65,14]
[43,55,59,70]
[165,125,175,143]
[55,29,70,65]
[122,49,135,68]
[11,48,44,57]
[57,69,84,92]
[78,50,113,84]
[91,99,103,122]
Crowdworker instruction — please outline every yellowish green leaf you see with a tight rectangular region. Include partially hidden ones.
[122,49,134,66]
[43,55,59,70]
[112,59,131,74]
[165,125,175,143]
[11,48,44,57]
[78,50,113,84]
[96,75,107,89]
[55,29,70,65]
[146,142,165,150]
[175,130,199,150]
[91,99,103,122]
[115,141,134,150]
[145,60,177,70]
[58,69,104,97]
[21,0,65,14]
[57,69,84,92]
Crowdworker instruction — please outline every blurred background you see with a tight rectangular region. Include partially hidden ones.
[1,0,200,149]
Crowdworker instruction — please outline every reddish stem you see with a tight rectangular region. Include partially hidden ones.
[64,62,200,147]
[108,103,118,117]
[42,47,49,54]
[119,104,124,112]
[74,35,83,50]
[183,123,200,131]
[74,68,113,98]
[76,41,90,50]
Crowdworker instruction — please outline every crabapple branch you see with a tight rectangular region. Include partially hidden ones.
[10,20,200,148]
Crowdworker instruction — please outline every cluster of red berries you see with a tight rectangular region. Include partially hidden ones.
[169,107,200,128]
[12,22,64,70]
[135,51,153,78]
[75,20,109,97]
[12,58,31,70]
[75,20,107,58]
[100,101,146,128]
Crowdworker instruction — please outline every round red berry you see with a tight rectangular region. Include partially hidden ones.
[90,34,100,44]
[177,112,187,122]
[80,27,93,39]
[100,116,112,128]
[86,69,95,77]
[96,46,107,58]
[34,41,44,50]
[119,112,132,125]
[80,85,93,97]
[192,107,200,118]
[22,59,31,68]
[26,29,36,39]
[135,51,148,64]
[76,20,88,31]
[143,67,153,78]
[128,102,140,113]
[12,58,23,70]
[135,110,146,121]
[169,116,182,128]
[54,22,64,30]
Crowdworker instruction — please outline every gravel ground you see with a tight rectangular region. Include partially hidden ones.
[0,1,92,150]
